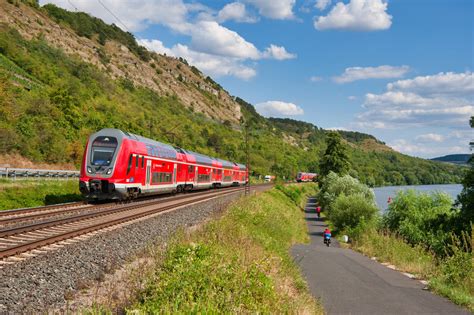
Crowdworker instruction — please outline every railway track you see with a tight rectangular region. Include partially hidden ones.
[0,187,246,226]
[0,201,88,221]
[0,185,258,262]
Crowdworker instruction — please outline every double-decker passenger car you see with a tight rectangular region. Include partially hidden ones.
[79,129,247,200]
[296,172,317,182]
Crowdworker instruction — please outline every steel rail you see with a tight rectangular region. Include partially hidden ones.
[0,186,244,238]
[0,188,225,225]
[0,188,245,259]
[0,202,86,218]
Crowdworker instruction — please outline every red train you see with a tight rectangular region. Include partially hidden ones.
[79,129,248,200]
[296,172,317,182]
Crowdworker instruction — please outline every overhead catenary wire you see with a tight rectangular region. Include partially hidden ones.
[67,0,153,54]
[96,0,154,53]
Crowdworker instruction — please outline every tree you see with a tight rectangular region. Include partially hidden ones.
[319,132,350,177]
[456,116,474,233]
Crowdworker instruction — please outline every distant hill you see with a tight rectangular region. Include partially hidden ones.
[431,154,471,165]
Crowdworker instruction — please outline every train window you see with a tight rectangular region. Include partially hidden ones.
[135,155,139,168]
[198,174,210,182]
[91,136,118,166]
[152,172,172,184]
[188,165,193,173]
[152,172,159,184]
[141,156,145,168]
[224,175,232,181]
[126,154,133,175]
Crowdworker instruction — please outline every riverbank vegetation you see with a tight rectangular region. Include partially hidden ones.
[0,179,81,210]
[126,184,322,313]
[319,172,473,310]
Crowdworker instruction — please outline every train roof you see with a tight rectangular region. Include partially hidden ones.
[183,150,215,167]
[236,163,246,171]
[93,129,247,168]
[216,158,235,169]
[127,132,179,160]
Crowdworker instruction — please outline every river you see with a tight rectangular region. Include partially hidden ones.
[373,184,463,212]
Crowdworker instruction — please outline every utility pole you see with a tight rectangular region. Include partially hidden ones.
[245,119,250,196]
[148,119,153,139]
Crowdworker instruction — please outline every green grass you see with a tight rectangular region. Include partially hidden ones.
[0,179,82,210]
[128,183,322,313]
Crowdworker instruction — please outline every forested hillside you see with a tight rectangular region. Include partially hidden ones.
[431,154,471,165]
[0,1,465,186]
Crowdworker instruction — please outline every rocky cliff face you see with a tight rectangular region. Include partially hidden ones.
[0,1,242,124]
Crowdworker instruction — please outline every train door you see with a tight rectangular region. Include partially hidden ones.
[146,160,151,190]
[173,164,177,184]
[195,166,198,184]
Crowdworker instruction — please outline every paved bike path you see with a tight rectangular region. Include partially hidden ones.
[291,197,470,315]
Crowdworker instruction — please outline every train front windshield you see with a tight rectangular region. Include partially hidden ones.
[91,136,118,166]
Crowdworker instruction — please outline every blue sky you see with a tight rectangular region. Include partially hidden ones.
[41,0,474,158]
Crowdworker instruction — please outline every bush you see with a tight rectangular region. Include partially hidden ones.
[329,193,379,231]
[318,171,375,211]
[383,190,455,254]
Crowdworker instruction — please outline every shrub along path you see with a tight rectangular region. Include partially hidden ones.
[291,197,468,314]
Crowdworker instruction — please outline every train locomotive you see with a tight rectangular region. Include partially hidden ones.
[296,172,317,182]
[79,129,247,200]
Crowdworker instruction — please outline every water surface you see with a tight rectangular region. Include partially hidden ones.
[373,184,463,212]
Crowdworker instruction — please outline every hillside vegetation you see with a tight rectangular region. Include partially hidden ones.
[0,1,465,186]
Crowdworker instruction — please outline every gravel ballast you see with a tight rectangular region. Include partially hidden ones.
[0,192,244,313]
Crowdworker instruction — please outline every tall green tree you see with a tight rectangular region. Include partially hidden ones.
[319,132,350,177]
[456,116,474,233]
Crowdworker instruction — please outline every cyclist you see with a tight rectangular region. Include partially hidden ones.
[316,205,321,218]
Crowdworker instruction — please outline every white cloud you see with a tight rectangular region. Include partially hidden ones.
[388,139,467,158]
[333,65,410,83]
[314,0,392,31]
[245,0,296,19]
[415,133,445,142]
[256,101,304,116]
[217,2,258,23]
[348,95,357,101]
[310,76,323,82]
[186,22,295,61]
[315,0,331,10]
[189,21,260,59]
[327,126,349,131]
[355,71,474,129]
[140,39,173,55]
[139,39,256,80]
[262,44,297,60]
[387,71,474,97]
[40,0,189,32]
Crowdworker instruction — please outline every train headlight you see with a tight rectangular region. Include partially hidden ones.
[87,166,92,173]
[106,168,112,175]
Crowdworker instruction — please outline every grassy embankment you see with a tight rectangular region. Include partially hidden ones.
[0,179,81,210]
[353,229,473,309]
[318,172,473,311]
[126,184,322,313]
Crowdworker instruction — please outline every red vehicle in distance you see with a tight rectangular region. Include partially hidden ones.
[296,172,317,182]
